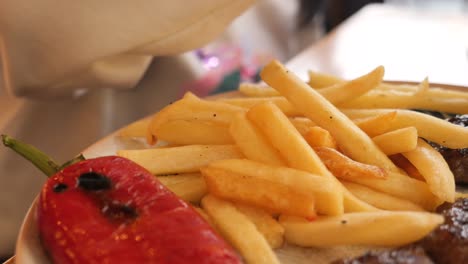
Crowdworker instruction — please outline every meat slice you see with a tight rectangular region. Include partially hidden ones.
[331,246,433,264]
[430,114,468,185]
[419,198,468,264]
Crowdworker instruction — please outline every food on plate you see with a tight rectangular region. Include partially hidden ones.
[3,136,241,264]
[332,245,434,264]
[430,114,468,185]
[133,60,466,258]
[335,198,468,264]
[279,211,443,247]
[9,59,468,263]
[201,195,280,264]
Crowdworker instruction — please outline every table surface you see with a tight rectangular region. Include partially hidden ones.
[287,4,468,87]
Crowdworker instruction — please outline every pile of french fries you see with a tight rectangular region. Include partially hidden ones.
[117,60,468,264]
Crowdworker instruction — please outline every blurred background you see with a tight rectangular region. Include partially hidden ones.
[0,0,467,261]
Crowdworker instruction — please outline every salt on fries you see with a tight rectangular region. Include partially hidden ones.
[117,59,468,262]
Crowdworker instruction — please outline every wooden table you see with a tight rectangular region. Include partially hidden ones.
[287,4,468,87]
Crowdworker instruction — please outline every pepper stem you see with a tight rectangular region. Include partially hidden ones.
[2,134,68,177]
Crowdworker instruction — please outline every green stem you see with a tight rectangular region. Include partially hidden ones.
[2,134,61,177]
[59,154,86,170]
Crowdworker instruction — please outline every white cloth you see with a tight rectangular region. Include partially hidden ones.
[0,0,254,98]
[0,0,255,256]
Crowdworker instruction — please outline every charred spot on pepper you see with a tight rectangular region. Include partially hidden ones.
[53,183,68,193]
[78,172,112,191]
[102,202,139,223]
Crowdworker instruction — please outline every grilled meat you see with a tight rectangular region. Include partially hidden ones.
[430,114,468,185]
[419,198,468,264]
[331,246,433,264]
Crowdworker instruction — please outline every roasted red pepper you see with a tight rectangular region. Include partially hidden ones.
[2,135,242,263]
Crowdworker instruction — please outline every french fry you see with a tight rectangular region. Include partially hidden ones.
[203,159,342,216]
[314,147,387,181]
[304,126,337,149]
[342,181,425,211]
[353,111,398,137]
[280,212,443,247]
[402,138,455,202]
[246,102,379,213]
[202,165,317,218]
[246,102,330,176]
[202,195,280,264]
[348,171,440,210]
[318,66,384,105]
[343,109,468,149]
[229,113,286,166]
[147,92,245,144]
[233,66,384,111]
[289,117,316,135]
[157,173,207,203]
[372,127,418,155]
[340,78,468,113]
[117,145,243,175]
[261,60,399,173]
[389,154,425,180]
[307,70,344,88]
[117,118,151,138]
[219,97,301,116]
[154,120,232,145]
[342,188,379,212]
[238,83,280,97]
[234,203,285,249]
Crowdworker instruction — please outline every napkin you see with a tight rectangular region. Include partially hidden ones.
[0,0,255,98]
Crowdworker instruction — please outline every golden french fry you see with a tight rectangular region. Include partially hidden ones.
[307,70,344,88]
[349,171,440,210]
[402,138,455,202]
[219,97,301,116]
[234,203,285,249]
[389,154,425,181]
[314,147,387,180]
[157,173,207,203]
[343,109,468,149]
[340,78,468,113]
[353,111,398,137]
[238,83,280,97]
[229,113,286,166]
[342,181,424,211]
[204,159,343,216]
[117,118,151,138]
[342,187,379,213]
[261,60,399,173]
[372,127,418,155]
[280,212,443,247]
[289,117,316,135]
[246,102,379,213]
[154,120,232,145]
[202,195,280,264]
[202,166,316,218]
[318,66,384,105]
[304,126,337,149]
[117,145,243,175]
[147,92,245,144]
[246,102,330,175]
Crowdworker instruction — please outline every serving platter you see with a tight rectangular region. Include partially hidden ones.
[10,82,468,264]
